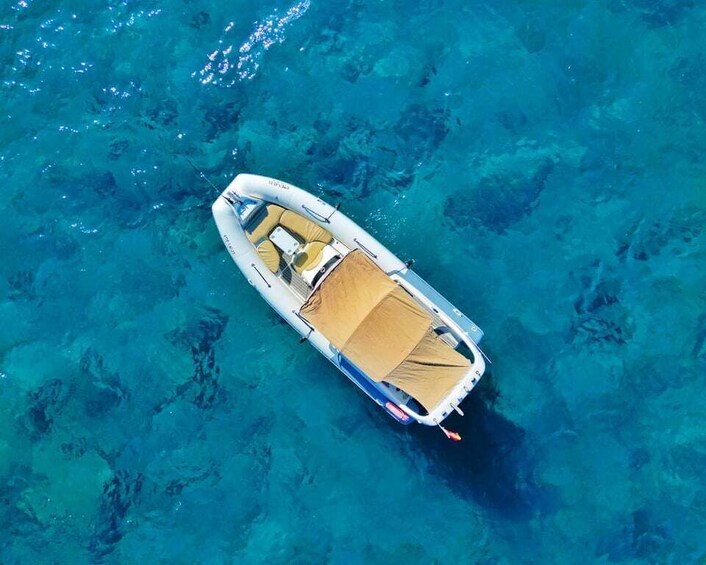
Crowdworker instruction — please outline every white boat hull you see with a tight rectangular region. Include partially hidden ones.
[212,174,486,426]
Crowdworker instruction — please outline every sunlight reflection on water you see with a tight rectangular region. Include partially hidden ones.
[194,0,310,86]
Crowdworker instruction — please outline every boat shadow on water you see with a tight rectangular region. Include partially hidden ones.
[399,373,557,521]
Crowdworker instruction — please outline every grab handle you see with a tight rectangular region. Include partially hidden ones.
[353,238,378,259]
[293,310,315,340]
[250,264,271,288]
[302,204,331,223]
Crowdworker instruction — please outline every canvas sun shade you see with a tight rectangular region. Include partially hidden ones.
[299,250,470,411]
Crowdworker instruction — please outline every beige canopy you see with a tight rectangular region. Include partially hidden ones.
[299,250,470,411]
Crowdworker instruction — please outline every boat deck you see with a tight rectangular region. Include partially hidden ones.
[278,257,312,300]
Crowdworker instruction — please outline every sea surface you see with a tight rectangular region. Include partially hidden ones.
[1,0,705,563]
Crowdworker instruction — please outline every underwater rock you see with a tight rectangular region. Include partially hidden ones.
[20,379,69,441]
[395,104,449,158]
[614,0,695,27]
[202,101,241,141]
[445,158,554,233]
[629,447,651,471]
[615,208,705,263]
[417,64,437,87]
[693,314,706,360]
[596,507,674,562]
[670,53,706,121]
[79,349,126,418]
[190,11,210,29]
[61,437,88,460]
[108,139,130,160]
[144,98,179,129]
[496,109,529,133]
[669,443,706,483]
[340,55,374,83]
[516,19,546,53]
[670,52,706,90]
[90,471,144,559]
[570,263,633,347]
[0,464,42,538]
[310,106,449,197]
[164,463,219,496]
[158,308,228,413]
[7,270,36,301]
[83,170,117,197]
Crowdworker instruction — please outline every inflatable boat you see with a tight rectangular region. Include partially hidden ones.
[212,174,487,431]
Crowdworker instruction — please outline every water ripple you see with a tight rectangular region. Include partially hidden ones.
[194,0,310,87]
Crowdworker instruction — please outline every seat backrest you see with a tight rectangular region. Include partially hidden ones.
[245,204,285,244]
[279,210,333,245]
[256,239,281,273]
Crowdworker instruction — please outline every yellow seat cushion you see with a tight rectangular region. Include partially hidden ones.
[293,241,327,273]
[245,204,285,244]
[256,240,281,273]
[279,210,333,245]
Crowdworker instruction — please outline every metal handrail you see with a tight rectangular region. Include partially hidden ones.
[353,238,378,259]
[302,202,341,223]
[250,264,271,288]
[294,310,314,340]
[302,204,331,223]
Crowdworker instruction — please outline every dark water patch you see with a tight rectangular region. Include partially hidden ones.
[34,223,80,260]
[516,18,546,54]
[578,143,627,186]
[495,109,529,133]
[318,156,371,199]
[553,48,625,119]
[395,104,449,157]
[88,80,144,121]
[108,139,130,161]
[202,101,241,141]
[309,105,449,198]
[20,378,70,441]
[340,52,375,83]
[668,443,706,483]
[61,437,89,460]
[570,268,633,346]
[73,168,149,230]
[155,175,198,206]
[405,378,556,520]
[158,308,228,413]
[304,116,373,199]
[79,349,127,419]
[142,97,179,130]
[89,470,144,560]
[571,316,629,346]
[596,507,675,562]
[444,158,554,233]
[573,277,621,315]
[629,447,650,472]
[320,105,448,197]
[693,313,706,360]
[189,10,210,30]
[610,0,695,28]
[7,270,36,301]
[616,208,705,264]
[669,53,706,119]
[0,464,42,538]
[418,63,438,87]
[623,354,695,397]
[83,170,117,197]
[164,463,219,496]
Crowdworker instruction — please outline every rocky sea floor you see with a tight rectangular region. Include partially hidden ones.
[1,0,705,562]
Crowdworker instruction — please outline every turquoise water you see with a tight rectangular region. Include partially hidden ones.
[1,0,705,562]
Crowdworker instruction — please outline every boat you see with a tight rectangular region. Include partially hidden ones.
[212,174,487,431]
